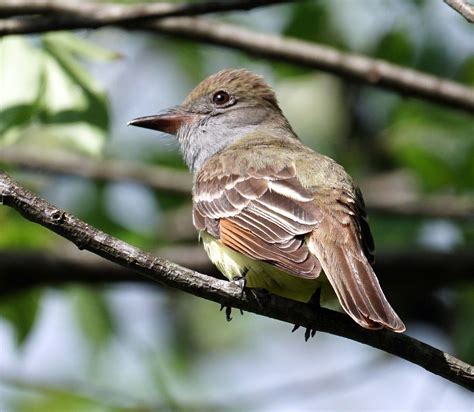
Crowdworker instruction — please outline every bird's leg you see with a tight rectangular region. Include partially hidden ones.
[220,304,234,322]
[293,287,322,341]
[221,268,249,321]
[306,287,322,340]
[308,286,322,309]
[232,267,249,298]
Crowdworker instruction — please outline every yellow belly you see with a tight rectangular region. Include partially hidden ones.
[201,231,338,307]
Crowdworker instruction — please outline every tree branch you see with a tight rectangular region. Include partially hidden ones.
[0,5,473,113]
[2,148,472,220]
[0,170,473,391]
[444,0,474,22]
[0,0,293,21]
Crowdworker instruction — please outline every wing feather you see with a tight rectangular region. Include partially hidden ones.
[193,162,322,279]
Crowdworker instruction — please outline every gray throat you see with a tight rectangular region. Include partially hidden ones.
[175,108,296,174]
[176,122,264,174]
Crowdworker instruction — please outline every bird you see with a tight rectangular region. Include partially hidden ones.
[129,68,405,333]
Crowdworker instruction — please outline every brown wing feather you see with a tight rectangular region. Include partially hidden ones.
[220,219,320,278]
[193,164,322,279]
[309,190,405,332]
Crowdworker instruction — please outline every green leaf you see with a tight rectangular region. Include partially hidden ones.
[44,32,122,62]
[0,33,112,155]
[453,286,474,364]
[0,208,55,249]
[0,289,42,346]
[70,287,115,348]
[457,55,474,85]
[42,34,109,132]
[374,29,414,65]
[0,37,43,108]
[387,103,474,191]
[283,2,345,49]
[16,392,117,412]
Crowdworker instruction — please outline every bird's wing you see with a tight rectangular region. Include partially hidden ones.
[307,187,405,331]
[193,162,322,278]
[194,155,404,332]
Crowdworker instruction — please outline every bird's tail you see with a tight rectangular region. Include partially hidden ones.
[309,229,405,332]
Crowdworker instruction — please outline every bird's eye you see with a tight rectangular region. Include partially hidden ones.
[212,90,231,106]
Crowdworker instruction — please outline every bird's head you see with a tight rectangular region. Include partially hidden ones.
[129,69,293,172]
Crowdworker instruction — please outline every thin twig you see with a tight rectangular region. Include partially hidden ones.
[0,7,473,113]
[444,0,474,22]
[1,148,472,220]
[0,170,473,391]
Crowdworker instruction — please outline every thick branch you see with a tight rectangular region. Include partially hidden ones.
[0,171,473,391]
[0,8,473,113]
[2,148,472,220]
[0,0,293,21]
[444,0,474,22]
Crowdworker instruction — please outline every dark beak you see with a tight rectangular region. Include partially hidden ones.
[128,108,194,135]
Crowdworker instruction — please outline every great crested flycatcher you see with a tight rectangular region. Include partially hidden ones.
[129,69,405,333]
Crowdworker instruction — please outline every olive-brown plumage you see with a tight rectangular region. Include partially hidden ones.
[129,69,405,333]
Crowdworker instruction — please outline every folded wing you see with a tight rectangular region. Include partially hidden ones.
[193,163,322,278]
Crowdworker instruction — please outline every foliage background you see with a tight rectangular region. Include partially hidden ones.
[0,0,473,410]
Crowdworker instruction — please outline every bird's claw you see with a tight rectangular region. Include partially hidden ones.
[304,328,317,341]
[220,304,233,322]
[219,304,244,321]
[292,288,322,340]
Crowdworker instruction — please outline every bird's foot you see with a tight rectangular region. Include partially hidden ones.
[220,304,243,321]
[232,267,249,297]
[291,288,322,341]
[232,275,246,298]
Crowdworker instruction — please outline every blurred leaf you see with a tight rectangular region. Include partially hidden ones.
[374,29,414,65]
[0,33,113,155]
[386,103,474,191]
[0,37,43,108]
[0,208,56,249]
[17,392,116,412]
[42,33,109,133]
[44,32,122,62]
[415,40,456,78]
[70,287,115,349]
[369,216,422,249]
[283,2,344,49]
[165,40,205,85]
[0,289,42,346]
[457,55,474,85]
[453,286,474,363]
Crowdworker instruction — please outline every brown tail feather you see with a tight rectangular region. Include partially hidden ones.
[309,236,405,333]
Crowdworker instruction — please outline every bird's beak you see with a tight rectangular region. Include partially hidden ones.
[128,107,194,135]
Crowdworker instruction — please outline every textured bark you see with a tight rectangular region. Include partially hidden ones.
[444,0,474,22]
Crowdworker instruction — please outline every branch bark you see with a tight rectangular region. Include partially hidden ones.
[0,170,473,391]
[2,148,472,220]
[0,4,473,113]
[445,0,474,22]
[0,0,293,20]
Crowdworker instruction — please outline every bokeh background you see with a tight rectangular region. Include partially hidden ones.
[0,0,473,410]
